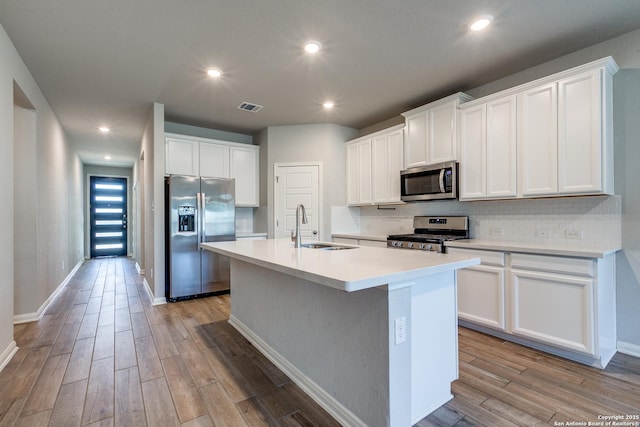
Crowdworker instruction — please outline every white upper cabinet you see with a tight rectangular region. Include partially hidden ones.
[199,141,229,178]
[459,57,618,201]
[346,125,404,206]
[229,145,260,207]
[402,93,473,169]
[346,142,360,206]
[459,95,517,200]
[346,138,373,206]
[165,137,199,176]
[519,62,616,197]
[486,96,518,198]
[558,68,612,195]
[517,82,558,196]
[372,128,403,204]
[459,104,486,200]
[404,113,428,168]
[165,133,260,207]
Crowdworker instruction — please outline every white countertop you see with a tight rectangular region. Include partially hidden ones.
[331,233,388,242]
[201,238,480,292]
[445,239,621,258]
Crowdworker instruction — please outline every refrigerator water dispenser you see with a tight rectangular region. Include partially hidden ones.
[178,206,195,232]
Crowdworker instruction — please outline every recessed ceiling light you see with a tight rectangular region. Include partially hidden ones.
[470,15,493,31]
[98,127,110,133]
[207,68,223,78]
[304,41,321,54]
[323,101,335,109]
[104,155,111,160]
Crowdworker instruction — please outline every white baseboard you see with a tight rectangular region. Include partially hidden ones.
[142,277,166,306]
[617,341,640,358]
[135,262,145,275]
[0,341,18,373]
[13,259,84,325]
[229,315,366,427]
[0,342,17,370]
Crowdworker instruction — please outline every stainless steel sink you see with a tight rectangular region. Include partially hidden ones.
[300,243,357,250]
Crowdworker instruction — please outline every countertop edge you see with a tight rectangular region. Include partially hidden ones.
[201,241,480,292]
[331,233,388,242]
[236,232,268,238]
[444,239,621,258]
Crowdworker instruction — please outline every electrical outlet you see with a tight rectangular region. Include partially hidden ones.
[395,317,407,345]
[565,229,583,239]
[61,261,65,270]
[535,230,552,238]
[150,268,154,279]
[490,227,504,237]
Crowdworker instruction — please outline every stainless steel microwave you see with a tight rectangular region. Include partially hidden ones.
[400,161,458,202]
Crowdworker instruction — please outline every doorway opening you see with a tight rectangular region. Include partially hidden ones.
[90,176,128,257]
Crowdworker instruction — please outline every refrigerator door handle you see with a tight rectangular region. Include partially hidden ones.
[197,192,204,249]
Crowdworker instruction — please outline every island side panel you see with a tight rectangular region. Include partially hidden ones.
[229,259,391,427]
[408,271,458,424]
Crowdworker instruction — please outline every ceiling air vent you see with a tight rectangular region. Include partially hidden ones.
[237,102,263,113]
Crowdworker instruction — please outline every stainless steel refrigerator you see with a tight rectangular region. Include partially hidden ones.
[165,175,235,301]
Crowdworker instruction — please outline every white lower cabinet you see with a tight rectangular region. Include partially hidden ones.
[449,248,506,331]
[510,269,594,354]
[449,247,616,368]
[457,267,506,330]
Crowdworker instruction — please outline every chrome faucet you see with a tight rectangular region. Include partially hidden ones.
[291,203,308,248]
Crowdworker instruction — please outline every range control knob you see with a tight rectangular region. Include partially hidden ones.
[407,242,414,248]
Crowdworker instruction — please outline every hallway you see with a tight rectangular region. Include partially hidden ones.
[0,258,338,426]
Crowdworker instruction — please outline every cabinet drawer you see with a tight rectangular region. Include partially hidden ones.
[447,248,505,267]
[510,253,593,277]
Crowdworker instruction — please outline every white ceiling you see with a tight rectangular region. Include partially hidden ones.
[2,1,640,167]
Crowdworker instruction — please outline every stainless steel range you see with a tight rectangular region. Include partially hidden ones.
[387,216,469,253]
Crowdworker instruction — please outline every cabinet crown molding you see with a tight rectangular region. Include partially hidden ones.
[346,124,404,144]
[401,92,474,117]
[460,56,619,110]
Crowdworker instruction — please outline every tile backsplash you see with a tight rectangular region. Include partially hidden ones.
[336,195,621,248]
[236,207,255,233]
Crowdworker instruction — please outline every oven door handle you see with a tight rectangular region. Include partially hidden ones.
[439,169,446,193]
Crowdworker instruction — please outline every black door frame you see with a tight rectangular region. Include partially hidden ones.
[89,175,128,258]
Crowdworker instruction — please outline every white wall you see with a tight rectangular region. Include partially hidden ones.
[1,21,84,365]
[13,106,37,317]
[137,104,163,303]
[613,70,640,349]
[260,124,358,240]
[0,24,16,356]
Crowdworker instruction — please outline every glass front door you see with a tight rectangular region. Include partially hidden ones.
[90,176,127,257]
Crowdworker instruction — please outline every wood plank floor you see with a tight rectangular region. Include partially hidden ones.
[0,257,638,426]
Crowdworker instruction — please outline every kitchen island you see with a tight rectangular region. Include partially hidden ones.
[201,239,479,427]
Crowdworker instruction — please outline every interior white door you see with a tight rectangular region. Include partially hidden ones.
[274,164,320,241]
